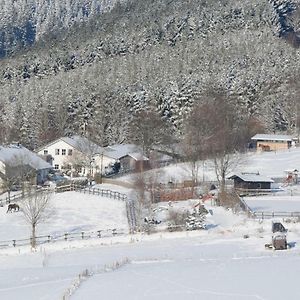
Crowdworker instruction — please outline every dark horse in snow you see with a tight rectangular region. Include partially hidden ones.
[7,203,20,213]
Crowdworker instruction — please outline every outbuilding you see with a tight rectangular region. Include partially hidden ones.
[228,172,274,191]
[251,134,293,152]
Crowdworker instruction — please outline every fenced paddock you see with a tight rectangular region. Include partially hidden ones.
[0,184,137,249]
[240,194,300,220]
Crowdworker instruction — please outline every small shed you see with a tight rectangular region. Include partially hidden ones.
[228,172,274,190]
[119,153,150,172]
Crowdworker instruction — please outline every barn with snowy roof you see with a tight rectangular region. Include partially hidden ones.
[251,134,293,152]
[228,172,274,191]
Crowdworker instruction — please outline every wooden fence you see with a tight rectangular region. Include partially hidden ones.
[0,183,137,244]
[76,187,128,201]
[252,211,300,220]
[0,193,24,207]
[0,228,125,249]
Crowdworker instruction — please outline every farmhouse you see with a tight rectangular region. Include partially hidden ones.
[0,144,52,188]
[36,135,104,175]
[228,172,274,191]
[251,134,293,152]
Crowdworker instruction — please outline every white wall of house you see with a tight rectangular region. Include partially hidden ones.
[37,140,80,171]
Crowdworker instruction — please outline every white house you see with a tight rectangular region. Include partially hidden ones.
[36,136,104,175]
[0,144,52,187]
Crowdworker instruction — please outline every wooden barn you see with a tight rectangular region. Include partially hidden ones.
[228,172,274,191]
[251,134,293,152]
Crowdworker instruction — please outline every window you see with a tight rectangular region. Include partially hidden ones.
[62,149,66,155]
[43,150,48,155]
[55,149,60,155]
[54,164,59,170]
[68,149,73,156]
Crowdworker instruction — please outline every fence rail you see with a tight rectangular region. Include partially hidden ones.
[252,211,300,220]
[0,228,125,249]
[0,193,24,207]
[76,187,128,201]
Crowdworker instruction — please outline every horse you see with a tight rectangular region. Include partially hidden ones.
[6,203,20,213]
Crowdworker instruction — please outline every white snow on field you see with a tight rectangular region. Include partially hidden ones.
[0,201,299,300]
[244,195,300,212]
[237,147,300,178]
[72,247,300,300]
[1,148,300,299]
[0,191,128,241]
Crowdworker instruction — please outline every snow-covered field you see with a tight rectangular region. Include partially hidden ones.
[0,200,299,300]
[0,214,300,300]
[1,148,300,299]
[0,191,128,241]
[244,195,300,212]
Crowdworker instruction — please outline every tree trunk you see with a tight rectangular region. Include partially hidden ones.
[31,223,36,248]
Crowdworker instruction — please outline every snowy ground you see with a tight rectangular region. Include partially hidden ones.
[243,185,300,213]
[0,201,299,300]
[0,191,128,241]
[1,148,300,299]
[244,195,300,212]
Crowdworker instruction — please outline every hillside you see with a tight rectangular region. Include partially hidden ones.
[0,0,300,149]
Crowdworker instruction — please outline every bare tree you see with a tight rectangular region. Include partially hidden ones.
[182,101,218,191]
[183,90,246,205]
[0,173,17,201]
[21,190,52,248]
[128,109,173,157]
[210,93,246,204]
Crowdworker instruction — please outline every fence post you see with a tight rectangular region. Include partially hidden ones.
[272,212,274,218]
[97,230,101,238]
[64,233,68,241]
[47,235,51,243]
[262,212,264,220]
[81,232,84,240]
[13,240,16,247]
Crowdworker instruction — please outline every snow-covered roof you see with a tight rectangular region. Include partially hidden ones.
[251,134,293,142]
[61,136,104,155]
[37,135,104,155]
[228,172,274,183]
[127,152,149,161]
[0,144,52,170]
[104,144,143,160]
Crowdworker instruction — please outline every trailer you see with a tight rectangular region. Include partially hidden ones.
[265,222,288,250]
